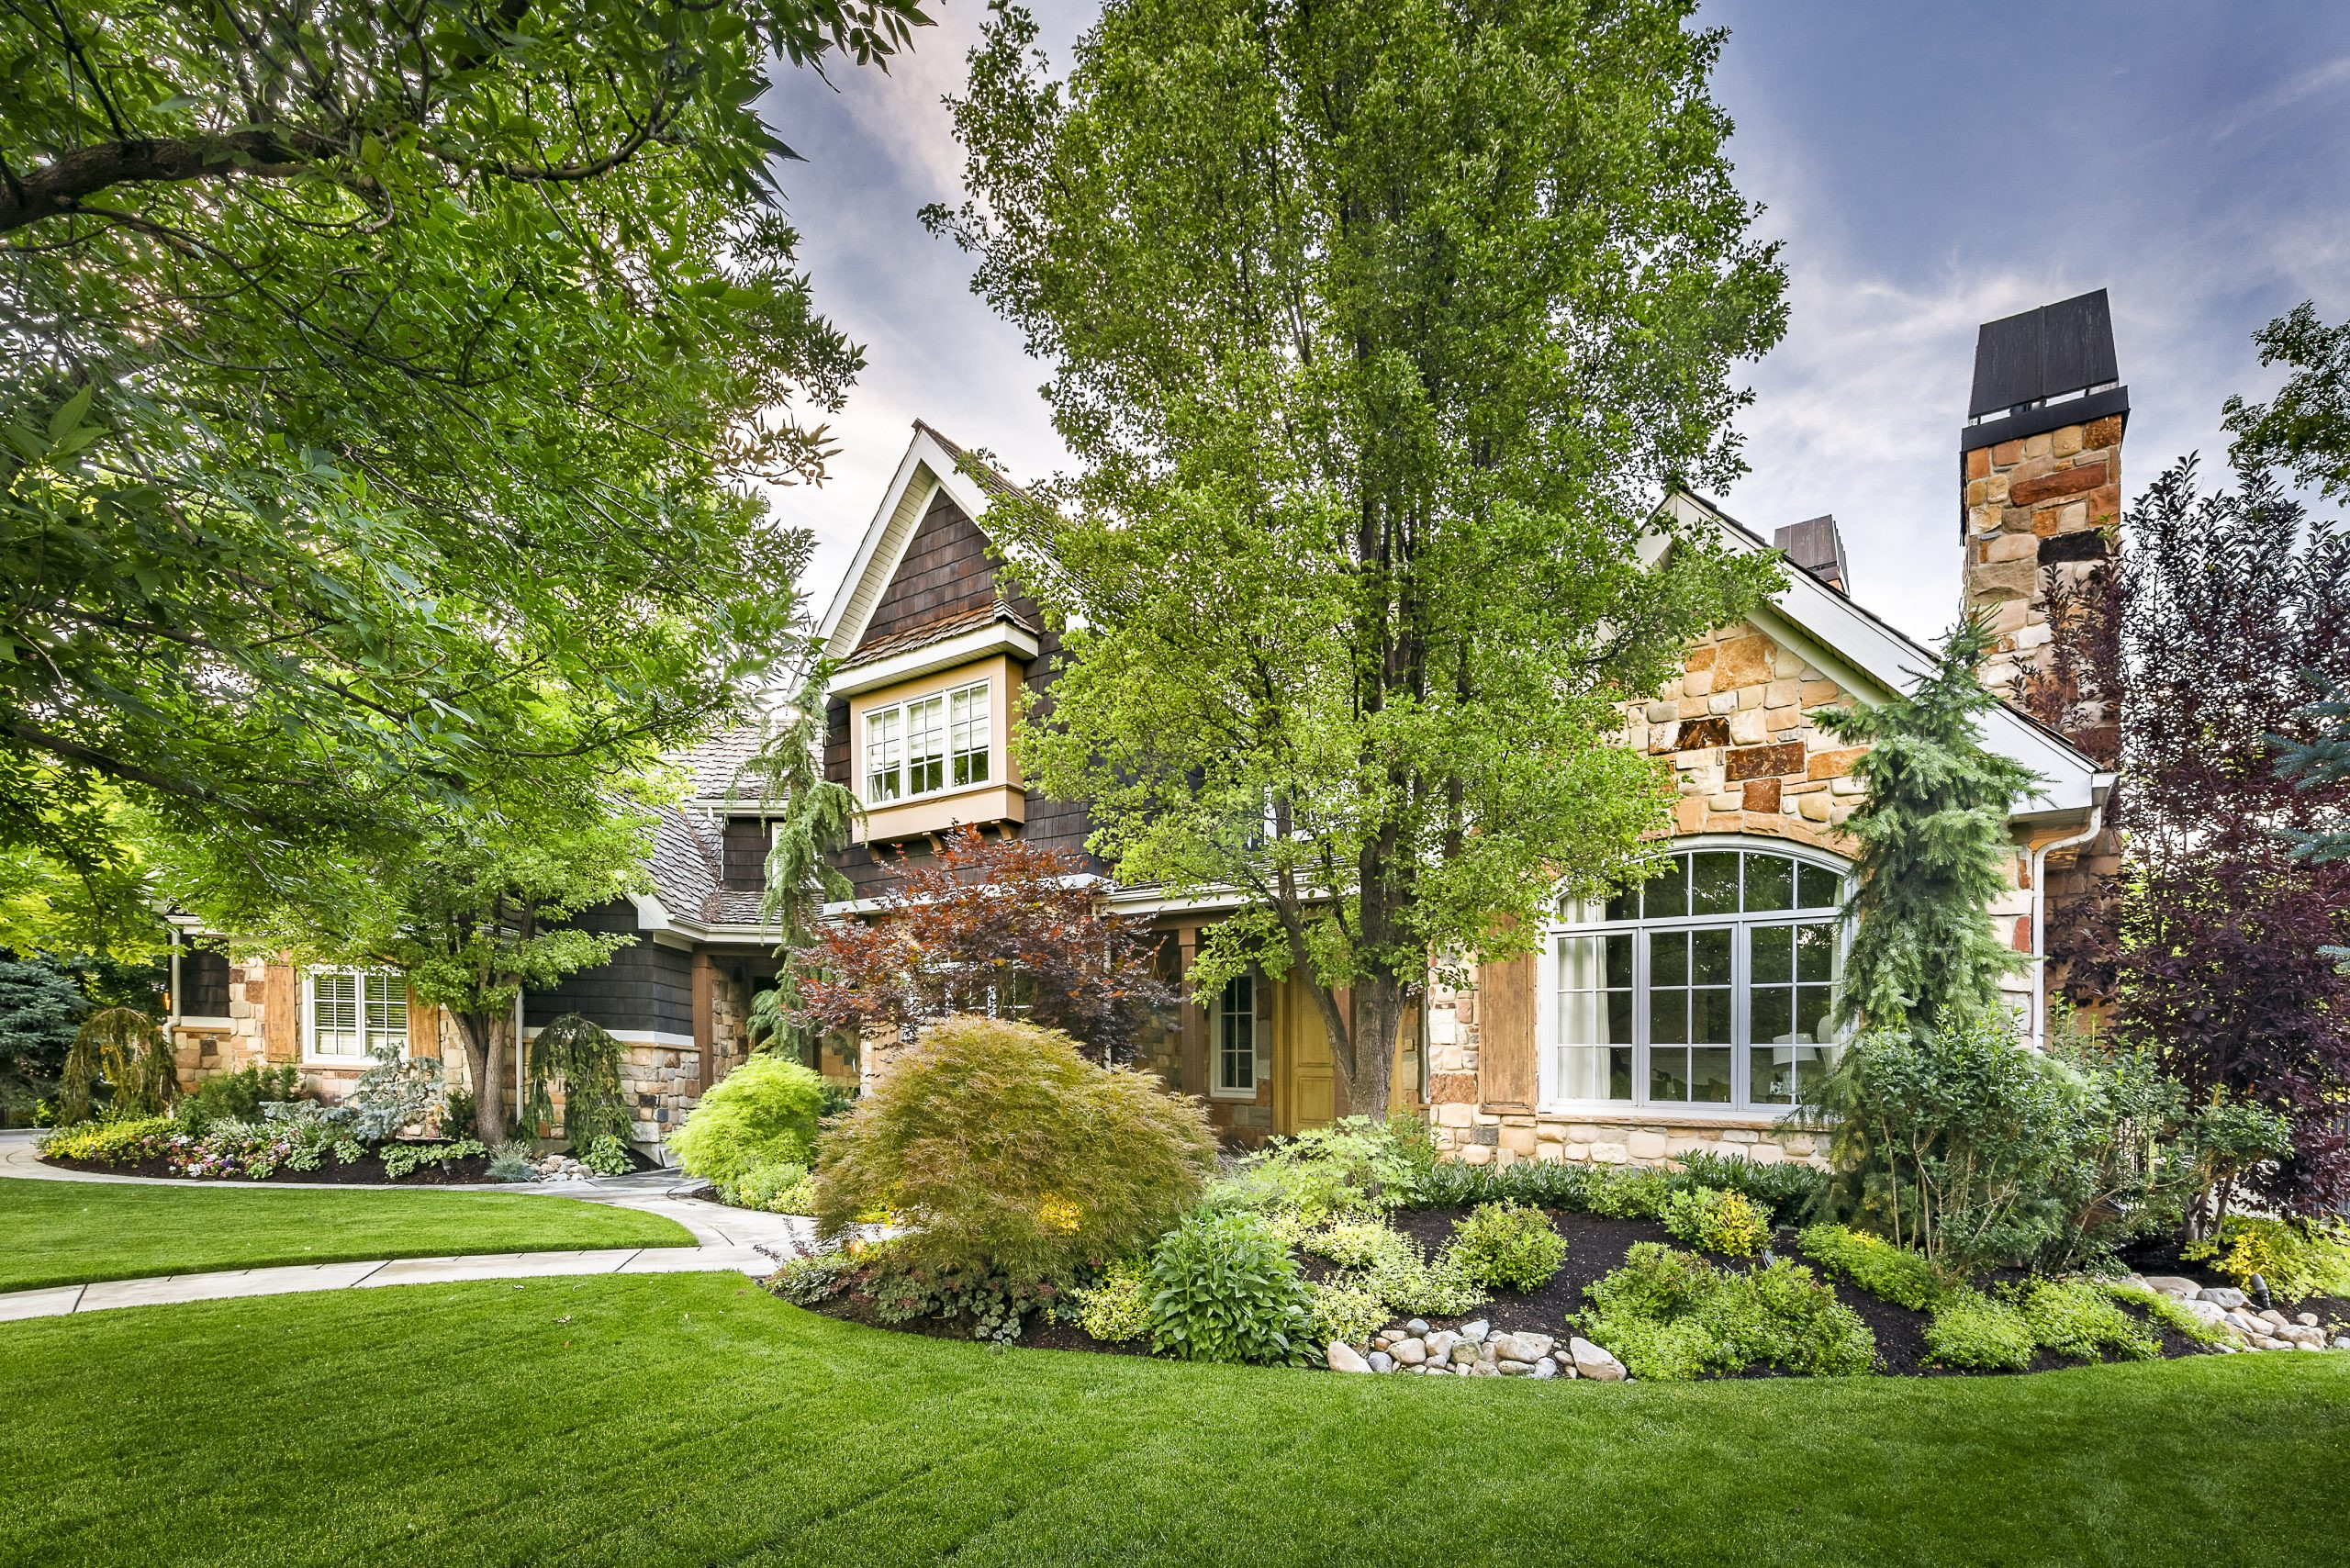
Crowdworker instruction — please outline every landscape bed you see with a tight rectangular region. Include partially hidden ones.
[796,1202,2330,1377]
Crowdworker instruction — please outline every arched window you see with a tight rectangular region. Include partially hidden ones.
[1540,842,1847,1114]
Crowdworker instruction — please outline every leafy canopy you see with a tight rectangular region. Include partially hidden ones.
[1,0,926,941]
[927,0,1785,1113]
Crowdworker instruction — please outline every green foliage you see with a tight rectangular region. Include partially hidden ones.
[1308,1280,1391,1350]
[523,1014,633,1159]
[2013,1280,2161,1363]
[1075,1259,1155,1343]
[1408,1159,1597,1212]
[343,1044,443,1145]
[670,1055,827,1191]
[1661,1186,1773,1258]
[1921,1290,2039,1372]
[1818,616,2039,1036]
[721,1159,818,1216]
[2,0,923,936]
[743,667,862,1065]
[174,1064,299,1131]
[56,1006,175,1124]
[2225,301,2350,501]
[380,1139,487,1182]
[2183,1217,2350,1303]
[1449,1203,1568,1291]
[1297,1217,1489,1318]
[934,0,1785,1114]
[0,956,87,1118]
[1795,1224,1951,1312]
[814,1017,1218,1291]
[1145,1211,1315,1366]
[1577,1243,1876,1381]
[2107,1282,2230,1347]
[486,1142,538,1184]
[1671,1152,1832,1225]
[580,1135,634,1177]
[767,1250,854,1307]
[1585,1168,1675,1222]
[38,1113,174,1166]
[1214,1116,1421,1226]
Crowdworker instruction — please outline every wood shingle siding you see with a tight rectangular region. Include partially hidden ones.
[522,901,696,1037]
[857,491,1002,649]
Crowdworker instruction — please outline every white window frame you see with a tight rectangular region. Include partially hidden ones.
[304,969,410,1065]
[861,678,991,806]
[1536,838,1849,1118]
[1210,972,1269,1100]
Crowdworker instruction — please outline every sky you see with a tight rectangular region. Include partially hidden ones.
[752,2,2350,644]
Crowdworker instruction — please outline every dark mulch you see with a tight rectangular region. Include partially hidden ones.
[803,1204,2246,1375]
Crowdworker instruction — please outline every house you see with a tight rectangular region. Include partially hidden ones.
[162,289,2125,1164]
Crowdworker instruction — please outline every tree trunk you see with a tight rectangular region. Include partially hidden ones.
[452,1009,509,1142]
[1337,970,1407,1117]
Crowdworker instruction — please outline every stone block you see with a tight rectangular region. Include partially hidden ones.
[2052,422,2083,457]
[1707,791,1740,812]
[1676,694,1709,719]
[1718,635,1774,687]
[1991,438,2024,466]
[2084,414,2123,450]
[1965,446,1990,480]
[1741,778,1782,813]
[1499,1123,1538,1157]
[1460,1144,1493,1166]
[1727,742,1805,781]
[1673,796,1707,834]
[1677,715,1729,750]
[1707,692,1737,715]
[1805,746,1866,780]
[1685,644,1718,671]
[1766,706,1804,734]
[1728,708,1767,745]
[1682,666,1714,697]
[1646,700,1676,724]
[1429,1071,1476,1104]
[1627,1128,1669,1160]
[1978,531,2038,564]
[1968,556,2038,600]
[2009,458,2106,508]
[1763,678,1800,709]
[1589,1141,1629,1165]
[1799,678,1841,705]
[1436,1102,1474,1128]
[1796,791,1832,823]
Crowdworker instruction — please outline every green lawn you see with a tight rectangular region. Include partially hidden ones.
[0,1179,695,1292]
[4,1274,2344,1567]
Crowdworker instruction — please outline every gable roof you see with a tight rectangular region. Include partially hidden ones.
[1662,490,2109,820]
[818,422,1021,661]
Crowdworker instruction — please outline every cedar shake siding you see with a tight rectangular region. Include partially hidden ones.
[826,486,1102,902]
[522,900,695,1038]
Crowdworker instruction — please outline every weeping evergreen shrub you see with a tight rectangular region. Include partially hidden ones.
[522,1014,632,1161]
[56,1007,176,1124]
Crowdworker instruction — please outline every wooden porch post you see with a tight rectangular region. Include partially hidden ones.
[1177,925,1207,1099]
[692,951,715,1093]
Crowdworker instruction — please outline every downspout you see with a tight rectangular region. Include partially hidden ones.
[2028,776,2113,1052]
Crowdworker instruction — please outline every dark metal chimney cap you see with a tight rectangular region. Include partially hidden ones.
[1774,514,1850,595]
[1962,288,2128,454]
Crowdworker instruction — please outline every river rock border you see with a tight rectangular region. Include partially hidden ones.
[1326,1318,1629,1381]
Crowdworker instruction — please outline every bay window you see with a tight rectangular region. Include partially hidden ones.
[863,678,990,804]
[1545,845,1845,1114]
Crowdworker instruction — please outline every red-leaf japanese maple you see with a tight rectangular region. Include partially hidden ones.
[797,827,1176,1063]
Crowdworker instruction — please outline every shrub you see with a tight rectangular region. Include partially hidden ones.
[1923,1289,2038,1371]
[1673,1150,1830,1224]
[380,1137,486,1180]
[486,1140,538,1182]
[441,1087,476,1141]
[1074,1259,1153,1342]
[1661,1186,1772,1257]
[522,1014,632,1158]
[1145,1210,1314,1365]
[1305,1219,1415,1273]
[724,1159,816,1215]
[1308,1279,1389,1350]
[1585,1166,1673,1221]
[175,1064,300,1129]
[1449,1202,1567,1290]
[2183,1216,2350,1304]
[1214,1115,1419,1226]
[2014,1279,2160,1362]
[1577,1242,1875,1381]
[57,1008,177,1124]
[344,1043,443,1144]
[670,1053,827,1190]
[768,1249,852,1306]
[1796,1223,1949,1311]
[1408,1159,1597,1212]
[814,1016,1217,1291]
[2106,1282,2229,1347]
[580,1132,633,1176]
[39,1113,175,1166]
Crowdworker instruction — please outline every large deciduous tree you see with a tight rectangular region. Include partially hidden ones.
[1,0,925,942]
[925,0,1785,1113]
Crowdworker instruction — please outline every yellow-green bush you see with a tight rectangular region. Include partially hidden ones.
[1660,1185,1772,1257]
[813,1016,1218,1289]
[2184,1216,2350,1304]
[668,1054,826,1189]
[1074,1259,1152,1342]
[39,1114,174,1166]
[1796,1223,1950,1310]
[1449,1202,1567,1290]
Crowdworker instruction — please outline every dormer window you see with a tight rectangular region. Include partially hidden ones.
[864,678,990,804]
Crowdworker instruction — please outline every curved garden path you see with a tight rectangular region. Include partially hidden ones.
[0,1129,813,1322]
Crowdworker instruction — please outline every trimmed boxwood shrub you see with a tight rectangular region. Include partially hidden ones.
[669,1053,826,1189]
[814,1016,1218,1289]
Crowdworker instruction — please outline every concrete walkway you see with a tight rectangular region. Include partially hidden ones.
[0,1242,782,1324]
[0,1129,822,1320]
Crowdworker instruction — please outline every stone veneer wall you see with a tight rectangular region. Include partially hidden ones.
[1422,616,2041,1170]
[1962,412,2124,701]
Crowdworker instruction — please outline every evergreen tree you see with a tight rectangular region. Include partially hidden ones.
[1820,615,2040,1037]
[2279,681,2350,970]
[0,957,88,1120]
[743,666,861,1064]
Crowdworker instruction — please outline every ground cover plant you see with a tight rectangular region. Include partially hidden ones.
[1576,1242,1877,1381]
[0,1180,691,1294]
[8,1275,2345,1567]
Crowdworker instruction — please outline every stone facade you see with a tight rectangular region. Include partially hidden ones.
[1962,412,2124,703]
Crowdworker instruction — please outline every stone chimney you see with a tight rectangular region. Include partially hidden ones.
[1960,289,2126,702]
[1774,514,1850,594]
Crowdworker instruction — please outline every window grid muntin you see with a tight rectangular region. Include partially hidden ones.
[1214,974,1257,1096]
[863,679,991,805]
[1550,846,1844,1114]
[309,970,408,1060]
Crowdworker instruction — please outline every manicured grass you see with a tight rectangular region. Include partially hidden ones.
[5,1275,2344,1567]
[0,1179,694,1292]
